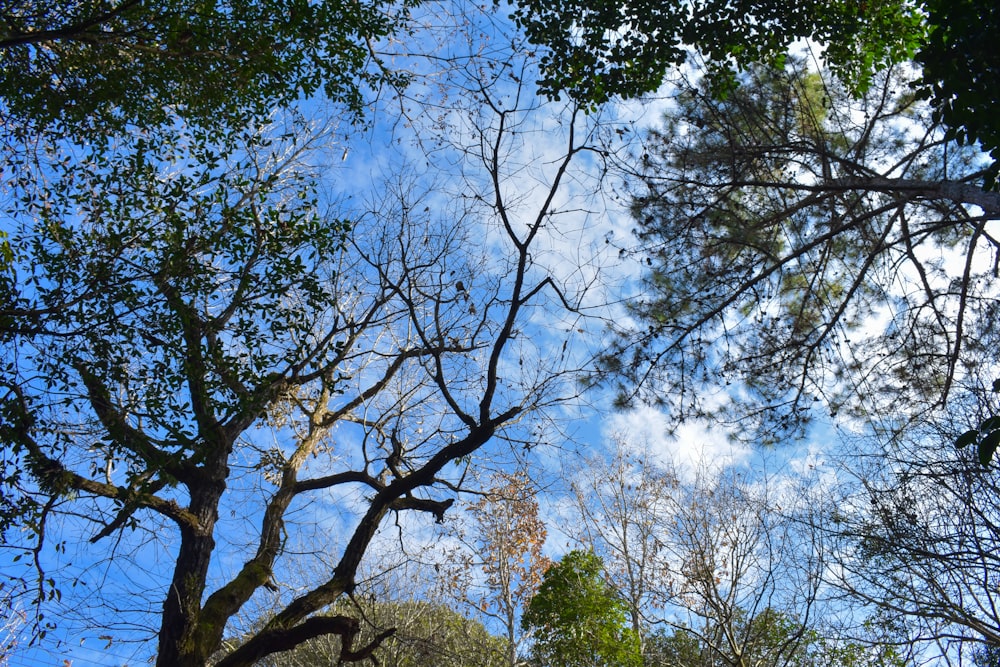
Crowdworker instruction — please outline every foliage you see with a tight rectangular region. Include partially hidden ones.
[955,410,1000,466]
[916,0,1000,188]
[603,60,1000,440]
[644,626,702,667]
[259,600,507,667]
[0,385,38,539]
[0,230,12,279]
[0,0,413,138]
[513,0,1000,183]
[455,470,551,665]
[645,610,906,667]
[511,0,924,105]
[645,610,806,667]
[522,550,641,667]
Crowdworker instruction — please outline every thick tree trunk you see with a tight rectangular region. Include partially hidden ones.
[156,473,226,666]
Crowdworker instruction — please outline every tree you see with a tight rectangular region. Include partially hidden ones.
[511,0,924,105]
[566,443,906,667]
[2,26,604,664]
[653,465,830,667]
[0,0,419,321]
[522,550,642,667]
[258,600,507,667]
[452,469,551,666]
[601,60,1000,439]
[569,436,675,657]
[825,405,1000,662]
[645,610,807,667]
[0,0,411,137]
[512,0,1000,183]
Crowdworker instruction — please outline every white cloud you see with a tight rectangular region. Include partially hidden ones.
[602,404,751,480]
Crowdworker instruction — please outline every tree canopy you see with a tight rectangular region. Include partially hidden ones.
[259,600,507,667]
[513,0,1000,184]
[916,0,1000,186]
[454,470,551,666]
[522,550,642,667]
[602,60,1000,439]
[512,0,924,103]
[0,0,412,137]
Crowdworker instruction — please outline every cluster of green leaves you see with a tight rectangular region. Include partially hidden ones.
[0,0,415,138]
[916,0,1000,187]
[512,0,1000,186]
[522,550,641,667]
[0,224,32,536]
[956,409,1000,466]
[511,0,924,105]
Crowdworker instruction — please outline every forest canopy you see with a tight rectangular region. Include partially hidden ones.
[0,0,413,137]
[514,0,1000,185]
[2,0,1000,665]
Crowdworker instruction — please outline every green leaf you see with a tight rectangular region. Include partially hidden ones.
[955,429,979,449]
[980,415,1000,432]
[978,430,1000,466]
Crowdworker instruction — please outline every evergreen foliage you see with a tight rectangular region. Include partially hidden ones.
[522,550,642,667]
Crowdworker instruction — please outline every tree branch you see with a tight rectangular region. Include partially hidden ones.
[215,614,395,667]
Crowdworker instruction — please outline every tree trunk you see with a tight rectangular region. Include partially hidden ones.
[156,473,226,666]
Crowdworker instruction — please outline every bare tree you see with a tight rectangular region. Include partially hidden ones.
[826,401,1000,662]
[570,436,676,656]
[572,443,832,667]
[447,469,551,666]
